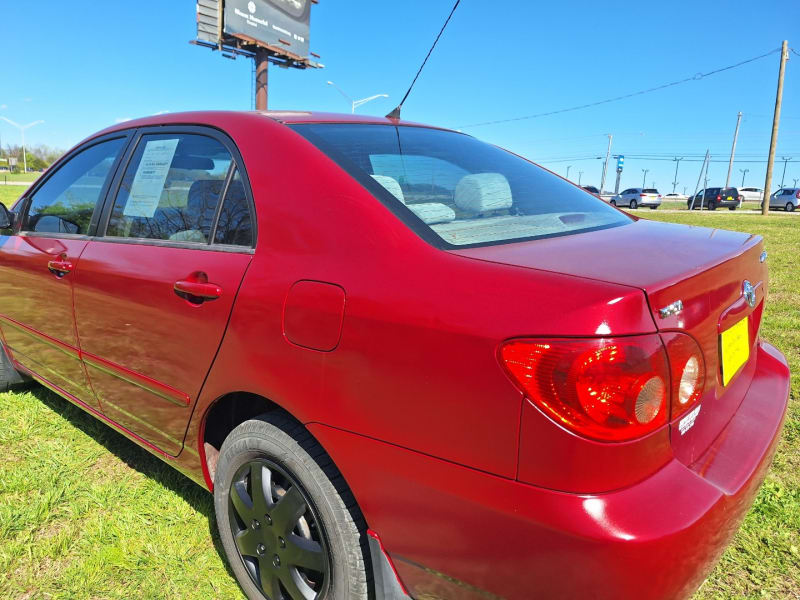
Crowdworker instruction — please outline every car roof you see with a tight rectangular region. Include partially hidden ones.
[93,110,449,138]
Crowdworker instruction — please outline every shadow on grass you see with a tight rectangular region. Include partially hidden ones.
[25,383,238,583]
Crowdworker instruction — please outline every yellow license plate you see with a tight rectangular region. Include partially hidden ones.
[720,317,750,385]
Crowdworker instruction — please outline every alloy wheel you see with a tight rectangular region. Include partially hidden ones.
[228,459,331,600]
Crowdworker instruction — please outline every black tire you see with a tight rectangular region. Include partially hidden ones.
[728,206,736,211]
[0,345,28,393]
[630,199,638,209]
[687,201,693,210]
[214,413,370,600]
[649,206,658,210]
[786,202,795,213]
[610,200,616,206]
[708,200,717,211]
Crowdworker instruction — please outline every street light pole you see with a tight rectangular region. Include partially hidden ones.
[725,111,742,187]
[0,117,44,173]
[739,168,749,188]
[780,157,792,189]
[641,168,649,189]
[671,157,683,193]
[565,165,572,180]
[599,134,612,195]
[578,171,583,185]
[327,81,388,113]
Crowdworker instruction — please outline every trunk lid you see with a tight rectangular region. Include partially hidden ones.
[451,218,767,464]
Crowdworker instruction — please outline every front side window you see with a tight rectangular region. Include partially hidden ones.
[291,124,630,247]
[25,138,125,235]
[106,134,233,243]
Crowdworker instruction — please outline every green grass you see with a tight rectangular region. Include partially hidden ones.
[0,186,25,208]
[0,171,40,183]
[0,211,797,599]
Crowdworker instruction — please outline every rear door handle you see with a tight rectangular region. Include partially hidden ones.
[174,280,223,301]
[47,259,73,276]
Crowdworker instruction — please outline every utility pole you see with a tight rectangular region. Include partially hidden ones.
[255,48,270,110]
[794,178,798,187]
[739,168,749,187]
[599,134,612,195]
[780,157,792,188]
[566,165,572,180]
[641,168,649,189]
[671,157,683,193]
[763,40,789,215]
[690,150,710,210]
[578,171,583,185]
[725,112,743,187]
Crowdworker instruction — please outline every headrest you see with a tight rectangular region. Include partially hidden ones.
[408,203,456,225]
[455,173,512,214]
[187,179,225,212]
[370,175,405,204]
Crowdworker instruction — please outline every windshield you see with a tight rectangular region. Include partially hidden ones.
[291,124,630,248]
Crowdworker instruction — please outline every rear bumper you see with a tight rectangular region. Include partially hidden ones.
[310,342,789,600]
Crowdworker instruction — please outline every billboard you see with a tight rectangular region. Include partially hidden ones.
[224,0,310,59]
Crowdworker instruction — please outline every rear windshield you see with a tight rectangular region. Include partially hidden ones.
[642,189,658,194]
[291,124,630,248]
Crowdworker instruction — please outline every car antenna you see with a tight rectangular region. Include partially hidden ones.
[386,0,461,120]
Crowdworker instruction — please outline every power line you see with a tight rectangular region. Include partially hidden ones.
[458,47,781,128]
[386,0,461,119]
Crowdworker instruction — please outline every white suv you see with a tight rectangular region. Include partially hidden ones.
[738,187,764,203]
[610,188,662,209]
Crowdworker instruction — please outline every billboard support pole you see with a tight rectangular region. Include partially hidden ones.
[255,48,269,110]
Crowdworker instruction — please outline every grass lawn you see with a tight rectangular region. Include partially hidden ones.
[0,211,798,599]
[0,186,25,208]
[0,171,41,183]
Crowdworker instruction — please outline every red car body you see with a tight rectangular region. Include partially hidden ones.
[0,111,789,600]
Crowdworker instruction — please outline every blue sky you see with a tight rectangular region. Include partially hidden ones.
[1,0,798,192]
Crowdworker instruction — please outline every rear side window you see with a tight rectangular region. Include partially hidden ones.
[292,124,630,248]
[25,138,125,235]
[106,134,233,243]
[214,169,253,246]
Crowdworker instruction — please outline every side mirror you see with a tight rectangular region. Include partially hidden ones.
[0,203,15,230]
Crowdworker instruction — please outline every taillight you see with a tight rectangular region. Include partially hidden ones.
[639,193,647,197]
[661,332,705,419]
[717,194,721,201]
[500,336,669,442]
[795,190,800,199]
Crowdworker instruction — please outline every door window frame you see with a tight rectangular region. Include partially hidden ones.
[14,132,134,239]
[95,125,257,254]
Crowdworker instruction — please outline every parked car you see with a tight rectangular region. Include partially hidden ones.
[763,187,799,212]
[687,187,740,210]
[0,111,789,600]
[610,188,661,209]
[663,192,688,201]
[738,187,764,203]
[581,184,600,195]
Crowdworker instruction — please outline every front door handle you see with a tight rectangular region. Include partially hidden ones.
[47,258,73,276]
[174,280,223,301]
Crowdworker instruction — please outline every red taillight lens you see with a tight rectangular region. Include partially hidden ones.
[661,332,705,419]
[717,194,721,200]
[500,336,669,442]
[639,193,647,197]
[795,190,800,199]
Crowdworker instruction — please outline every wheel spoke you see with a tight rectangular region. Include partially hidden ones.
[250,463,273,513]
[258,557,282,600]
[271,486,307,533]
[285,534,325,573]
[231,479,254,522]
[280,567,317,600]
[234,527,259,557]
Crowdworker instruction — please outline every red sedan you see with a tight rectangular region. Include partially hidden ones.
[0,111,789,600]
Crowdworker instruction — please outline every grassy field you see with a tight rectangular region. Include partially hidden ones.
[0,171,41,183]
[0,186,26,208]
[0,211,798,599]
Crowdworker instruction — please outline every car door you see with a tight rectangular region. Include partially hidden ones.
[0,135,129,407]
[72,127,256,456]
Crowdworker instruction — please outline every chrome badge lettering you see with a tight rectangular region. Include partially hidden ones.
[659,299,683,319]
[743,280,756,308]
[679,405,701,435]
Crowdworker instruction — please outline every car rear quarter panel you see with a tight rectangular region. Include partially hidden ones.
[184,116,659,483]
